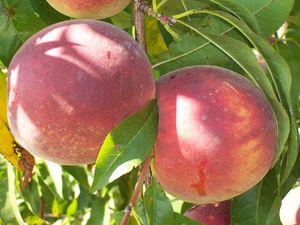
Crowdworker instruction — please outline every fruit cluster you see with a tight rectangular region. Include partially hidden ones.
[7,1,295,225]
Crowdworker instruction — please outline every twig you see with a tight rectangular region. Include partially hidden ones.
[134,0,146,50]
[119,3,154,224]
[39,198,46,218]
[139,1,176,26]
[119,156,151,225]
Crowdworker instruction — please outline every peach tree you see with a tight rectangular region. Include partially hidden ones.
[0,0,299,225]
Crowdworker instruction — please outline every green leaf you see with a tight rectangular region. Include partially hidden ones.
[174,213,203,225]
[145,17,168,58]
[208,0,261,34]
[231,170,280,225]
[134,199,149,225]
[62,166,89,188]
[91,101,158,192]
[153,34,231,74]
[0,157,25,225]
[29,0,68,24]
[86,198,106,225]
[144,179,174,225]
[66,198,78,217]
[110,11,132,29]
[231,0,294,37]
[278,41,300,115]
[0,0,47,66]
[0,72,19,168]
[111,211,140,225]
[37,162,63,200]
[21,177,41,215]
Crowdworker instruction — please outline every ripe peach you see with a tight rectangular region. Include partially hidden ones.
[280,186,300,225]
[185,201,231,225]
[154,66,276,203]
[46,0,131,19]
[8,19,155,165]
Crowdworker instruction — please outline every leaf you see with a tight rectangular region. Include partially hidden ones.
[0,72,19,168]
[86,198,106,225]
[160,0,207,16]
[231,170,280,225]
[91,101,158,192]
[144,179,174,225]
[231,0,294,37]
[111,11,132,29]
[208,0,261,34]
[29,0,68,25]
[153,34,231,74]
[66,198,78,217]
[0,71,8,123]
[0,124,19,168]
[0,0,47,66]
[174,213,203,225]
[62,166,89,189]
[265,195,282,225]
[175,20,290,166]
[134,199,149,225]
[21,176,41,215]
[0,157,25,225]
[39,161,63,199]
[145,17,168,58]
[278,42,300,117]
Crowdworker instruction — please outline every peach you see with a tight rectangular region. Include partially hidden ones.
[46,0,131,19]
[185,201,231,225]
[8,19,155,165]
[154,66,276,203]
[280,186,300,225]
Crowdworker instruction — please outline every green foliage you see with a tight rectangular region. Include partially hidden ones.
[91,102,158,192]
[144,179,174,225]
[0,157,24,225]
[0,0,299,224]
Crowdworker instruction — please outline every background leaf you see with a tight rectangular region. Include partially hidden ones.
[0,157,24,224]
[231,0,294,37]
[144,179,174,225]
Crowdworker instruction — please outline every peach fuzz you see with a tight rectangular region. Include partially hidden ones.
[185,201,231,225]
[8,19,155,165]
[154,66,277,203]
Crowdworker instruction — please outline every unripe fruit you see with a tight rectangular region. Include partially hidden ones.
[8,19,155,165]
[46,0,131,19]
[185,201,231,225]
[154,66,276,203]
[280,186,300,225]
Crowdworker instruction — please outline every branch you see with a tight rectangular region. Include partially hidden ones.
[134,0,146,50]
[119,155,151,225]
[119,3,154,224]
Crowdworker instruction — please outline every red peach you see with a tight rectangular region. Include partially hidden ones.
[154,66,277,203]
[8,19,155,165]
[280,186,300,225]
[46,0,131,19]
[185,201,231,225]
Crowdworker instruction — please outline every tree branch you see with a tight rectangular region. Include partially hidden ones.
[119,2,154,224]
[119,155,151,225]
[134,0,146,50]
